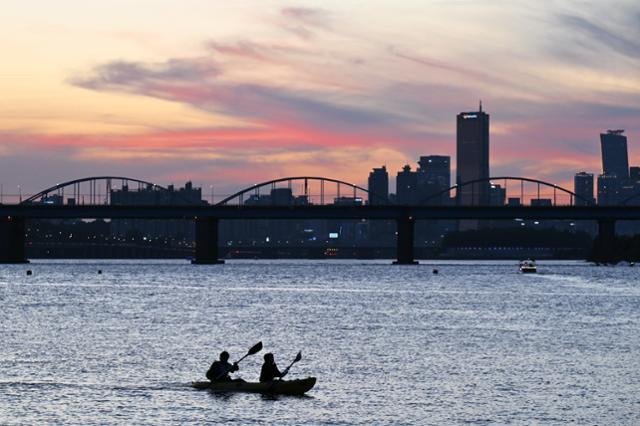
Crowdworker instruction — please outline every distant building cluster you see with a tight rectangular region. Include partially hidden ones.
[25,103,638,251]
[110,181,202,240]
[574,130,638,207]
[367,104,490,208]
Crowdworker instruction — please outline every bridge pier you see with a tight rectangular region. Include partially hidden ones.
[394,216,418,265]
[0,216,29,263]
[192,217,224,264]
[595,219,617,263]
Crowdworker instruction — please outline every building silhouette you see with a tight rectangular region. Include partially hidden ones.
[600,130,629,179]
[396,164,418,205]
[596,130,634,207]
[597,173,621,206]
[417,155,451,205]
[457,103,489,230]
[110,181,202,240]
[489,184,506,206]
[367,166,389,205]
[574,172,594,206]
[456,103,490,206]
[418,156,450,190]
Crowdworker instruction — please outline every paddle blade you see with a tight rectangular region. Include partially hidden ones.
[294,351,302,362]
[248,341,263,355]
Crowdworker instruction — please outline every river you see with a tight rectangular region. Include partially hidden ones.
[1,260,639,424]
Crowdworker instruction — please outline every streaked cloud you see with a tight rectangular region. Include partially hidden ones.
[279,7,332,39]
[0,0,638,195]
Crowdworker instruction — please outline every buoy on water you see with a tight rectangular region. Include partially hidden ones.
[26,270,32,276]
[432,268,439,274]
[98,270,102,274]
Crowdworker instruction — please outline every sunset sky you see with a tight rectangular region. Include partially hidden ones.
[1,0,639,198]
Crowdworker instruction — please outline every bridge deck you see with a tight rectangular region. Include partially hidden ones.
[2,204,640,220]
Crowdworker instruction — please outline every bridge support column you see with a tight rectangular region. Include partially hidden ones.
[595,219,617,263]
[394,216,418,265]
[0,216,29,264]
[192,217,224,264]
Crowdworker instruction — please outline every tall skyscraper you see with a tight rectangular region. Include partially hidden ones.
[600,130,629,178]
[456,103,490,206]
[574,172,594,206]
[367,166,389,205]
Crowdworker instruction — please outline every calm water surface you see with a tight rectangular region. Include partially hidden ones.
[1,260,639,425]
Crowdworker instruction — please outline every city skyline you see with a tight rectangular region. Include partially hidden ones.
[1,1,639,195]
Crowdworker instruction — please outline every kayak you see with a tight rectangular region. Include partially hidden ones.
[192,377,316,395]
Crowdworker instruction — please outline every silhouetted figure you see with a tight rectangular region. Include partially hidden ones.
[206,351,239,382]
[259,353,283,382]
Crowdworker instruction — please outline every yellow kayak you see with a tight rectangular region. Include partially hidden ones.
[192,377,316,395]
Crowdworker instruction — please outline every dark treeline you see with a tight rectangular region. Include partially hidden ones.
[441,227,593,249]
[589,235,640,264]
[23,219,605,260]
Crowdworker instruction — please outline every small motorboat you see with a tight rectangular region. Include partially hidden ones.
[519,259,537,273]
[192,377,316,395]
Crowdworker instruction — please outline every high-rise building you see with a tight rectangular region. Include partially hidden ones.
[418,155,451,190]
[600,130,629,178]
[574,172,594,206]
[417,155,451,205]
[456,104,490,206]
[396,164,418,205]
[597,174,621,205]
[367,166,393,245]
[368,166,389,205]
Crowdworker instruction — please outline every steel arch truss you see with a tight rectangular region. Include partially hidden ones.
[419,176,593,206]
[22,176,191,205]
[217,176,391,206]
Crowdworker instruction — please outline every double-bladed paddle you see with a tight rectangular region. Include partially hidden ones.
[280,351,302,379]
[214,341,263,381]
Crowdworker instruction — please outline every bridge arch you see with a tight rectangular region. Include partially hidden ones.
[418,176,593,206]
[217,176,392,206]
[23,176,197,205]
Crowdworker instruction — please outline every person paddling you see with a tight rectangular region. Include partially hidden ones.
[206,351,239,382]
[259,352,284,383]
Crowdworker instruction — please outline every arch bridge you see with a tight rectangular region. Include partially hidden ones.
[2,174,631,265]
